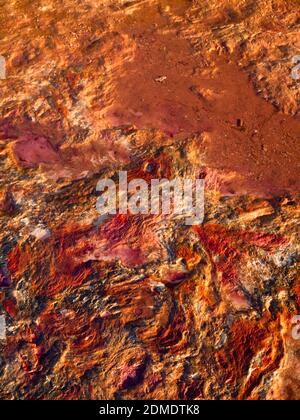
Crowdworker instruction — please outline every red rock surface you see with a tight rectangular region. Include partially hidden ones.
[0,0,299,400]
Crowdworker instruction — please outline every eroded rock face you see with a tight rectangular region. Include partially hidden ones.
[0,0,299,400]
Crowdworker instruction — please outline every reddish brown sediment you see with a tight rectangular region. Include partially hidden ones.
[0,189,17,215]
[0,0,299,401]
[193,224,290,310]
[11,135,61,168]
